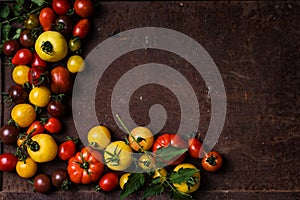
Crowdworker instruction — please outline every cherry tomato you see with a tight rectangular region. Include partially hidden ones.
[69,37,81,52]
[138,154,156,171]
[34,174,51,193]
[2,39,20,56]
[44,117,62,134]
[12,65,30,85]
[58,139,77,161]
[31,52,47,68]
[173,163,200,193]
[98,172,119,192]
[28,67,48,86]
[119,173,130,189]
[153,168,167,183]
[128,126,154,152]
[39,7,56,31]
[67,55,85,73]
[11,103,36,128]
[52,0,71,15]
[19,29,35,48]
[201,151,223,172]
[16,157,37,178]
[51,169,70,191]
[29,86,51,107]
[55,15,73,35]
[47,100,66,118]
[50,66,72,94]
[26,121,45,137]
[0,125,19,145]
[6,84,28,104]
[74,0,94,17]
[12,48,33,65]
[188,138,202,159]
[73,19,91,39]
[24,14,39,30]
[0,153,18,172]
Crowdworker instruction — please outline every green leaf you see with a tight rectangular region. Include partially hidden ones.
[120,173,145,200]
[136,137,146,143]
[2,24,11,40]
[17,0,25,5]
[12,28,22,39]
[142,184,164,200]
[151,177,162,185]
[12,4,22,17]
[169,168,199,184]
[155,146,187,165]
[171,190,194,200]
[0,4,10,18]
[31,0,45,6]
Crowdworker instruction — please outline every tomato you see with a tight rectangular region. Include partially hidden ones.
[50,66,72,94]
[51,169,70,191]
[138,154,156,171]
[6,84,28,104]
[39,7,56,31]
[2,39,20,56]
[0,153,18,172]
[173,163,200,193]
[67,55,85,73]
[128,126,154,152]
[98,172,119,192]
[73,19,91,39]
[74,0,94,17]
[29,86,51,107]
[119,173,130,189]
[12,48,33,65]
[26,121,44,137]
[34,174,51,193]
[67,147,105,184]
[55,15,73,35]
[104,141,133,171]
[17,134,26,147]
[47,100,66,118]
[52,0,71,15]
[69,37,81,52]
[27,134,58,163]
[19,29,35,48]
[87,125,111,150]
[24,14,39,30]
[201,151,223,172]
[16,157,37,178]
[31,52,47,68]
[58,138,77,161]
[153,168,167,183]
[11,103,36,128]
[43,117,62,134]
[12,65,30,85]
[0,125,19,145]
[152,133,187,165]
[28,67,48,86]
[35,31,68,62]
[188,138,202,159]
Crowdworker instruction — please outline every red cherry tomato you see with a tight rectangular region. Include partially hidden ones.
[26,121,45,137]
[11,48,33,65]
[44,117,62,134]
[58,139,77,161]
[201,151,223,172]
[39,7,56,31]
[98,172,119,192]
[2,39,20,56]
[50,66,72,94]
[74,0,94,18]
[31,52,47,68]
[52,0,71,15]
[73,19,90,39]
[188,137,202,159]
[28,67,48,86]
[0,153,18,172]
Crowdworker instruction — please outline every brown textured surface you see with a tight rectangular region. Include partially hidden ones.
[1,1,300,199]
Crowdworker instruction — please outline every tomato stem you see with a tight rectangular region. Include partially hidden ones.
[206,154,217,166]
[41,41,53,55]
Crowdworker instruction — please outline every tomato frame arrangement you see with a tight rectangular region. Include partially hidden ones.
[0,1,225,199]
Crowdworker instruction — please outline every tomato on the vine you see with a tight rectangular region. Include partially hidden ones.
[201,151,223,172]
[188,137,202,159]
[0,153,18,172]
[73,19,91,39]
[43,117,62,134]
[98,172,119,192]
[16,157,37,178]
[138,154,156,171]
[12,65,30,85]
[58,138,77,161]
[12,48,33,65]
[119,173,130,189]
[11,103,36,128]
[28,67,48,86]
[153,168,167,183]
[87,125,111,150]
[128,126,154,152]
[173,163,200,193]
[29,86,51,107]
[39,7,56,31]
[74,0,94,18]
[52,0,71,15]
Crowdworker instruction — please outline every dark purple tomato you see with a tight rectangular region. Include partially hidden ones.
[55,15,73,35]
[2,40,20,56]
[47,101,66,118]
[34,174,51,193]
[19,29,35,48]
[0,125,19,145]
[7,85,28,104]
[51,169,70,191]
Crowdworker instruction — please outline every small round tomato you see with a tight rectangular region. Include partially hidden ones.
[17,134,26,147]
[50,66,72,94]
[74,0,94,17]
[19,29,35,48]
[2,39,20,56]
[52,0,70,15]
[55,15,73,35]
[73,19,90,39]
[129,126,154,152]
[24,14,39,30]
[31,52,47,68]
[51,169,70,191]
[7,84,28,104]
[28,67,48,86]
[12,65,30,85]
[34,174,51,193]
[11,103,36,128]
[39,7,56,31]
[87,125,111,150]
[58,138,77,161]
[47,100,66,118]
[12,48,33,65]
[26,121,45,137]
[29,86,51,107]
[138,154,156,171]
[43,117,62,134]
[188,138,202,159]
[173,163,200,193]
[98,172,119,192]
[67,55,85,73]
[0,153,18,172]
[119,173,130,189]
[153,168,167,183]
[201,151,223,172]
[16,157,37,178]
[69,37,81,52]
[0,125,19,145]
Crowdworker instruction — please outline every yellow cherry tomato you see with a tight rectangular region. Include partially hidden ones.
[16,157,37,178]
[87,125,111,150]
[29,86,51,107]
[12,65,30,85]
[119,173,131,189]
[138,154,156,171]
[153,168,167,183]
[67,55,85,73]
[173,163,200,193]
[128,126,154,152]
[11,103,36,128]
[27,134,58,163]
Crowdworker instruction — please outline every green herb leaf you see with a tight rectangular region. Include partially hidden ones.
[169,168,199,184]
[0,4,10,19]
[12,28,22,39]
[120,173,145,200]
[31,0,45,6]
[142,184,164,200]
[155,146,187,165]
[171,190,194,200]
[151,177,162,185]
[2,24,11,40]
[12,4,22,17]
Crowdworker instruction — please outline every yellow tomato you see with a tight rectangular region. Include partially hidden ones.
[27,134,58,163]
[138,154,156,171]
[119,173,131,189]
[35,31,68,62]
[153,168,167,183]
[11,103,36,128]
[128,126,154,152]
[16,157,37,178]
[87,125,111,150]
[12,65,30,85]
[67,55,85,73]
[29,86,51,107]
[173,163,200,193]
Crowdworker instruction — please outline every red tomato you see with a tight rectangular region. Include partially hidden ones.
[73,19,90,39]
[52,0,71,15]
[28,67,48,86]
[0,153,18,172]
[26,121,45,137]
[44,117,62,134]
[11,48,33,65]
[188,138,202,159]
[50,66,72,94]
[201,151,223,172]
[39,7,56,31]
[98,172,119,192]
[152,133,187,165]
[74,0,94,17]
[31,52,47,68]
[58,139,77,161]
